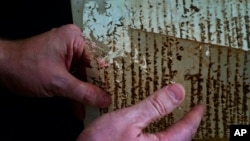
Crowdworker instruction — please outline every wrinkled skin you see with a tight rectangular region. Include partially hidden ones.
[77,84,205,141]
[0,24,110,108]
[0,24,205,141]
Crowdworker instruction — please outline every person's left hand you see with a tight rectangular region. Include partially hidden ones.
[0,24,110,109]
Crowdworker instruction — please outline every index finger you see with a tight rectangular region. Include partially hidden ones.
[156,104,205,141]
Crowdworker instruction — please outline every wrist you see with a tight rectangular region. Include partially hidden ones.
[0,40,8,61]
[0,39,20,85]
[0,39,17,63]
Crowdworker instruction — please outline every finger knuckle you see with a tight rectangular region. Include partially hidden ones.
[63,24,81,31]
[79,84,96,104]
[148,94,168,117]
[180,127,194,140]
[47,73,69,97]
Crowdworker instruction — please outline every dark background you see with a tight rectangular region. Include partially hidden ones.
[0,0,83,141]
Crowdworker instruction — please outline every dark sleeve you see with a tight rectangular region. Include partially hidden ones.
[0,1,83,141]
[0,0,73,39]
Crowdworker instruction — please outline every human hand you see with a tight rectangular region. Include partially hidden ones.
[0,24,110,108]
[77,84,205,141]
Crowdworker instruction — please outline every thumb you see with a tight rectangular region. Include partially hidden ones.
[56,72,111,108]
[127,83,185,129]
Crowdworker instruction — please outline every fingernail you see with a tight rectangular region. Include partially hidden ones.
[166,83,185,103]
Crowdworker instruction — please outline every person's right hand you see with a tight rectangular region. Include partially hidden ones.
[77,83,205,141]
[0,24,110,108]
